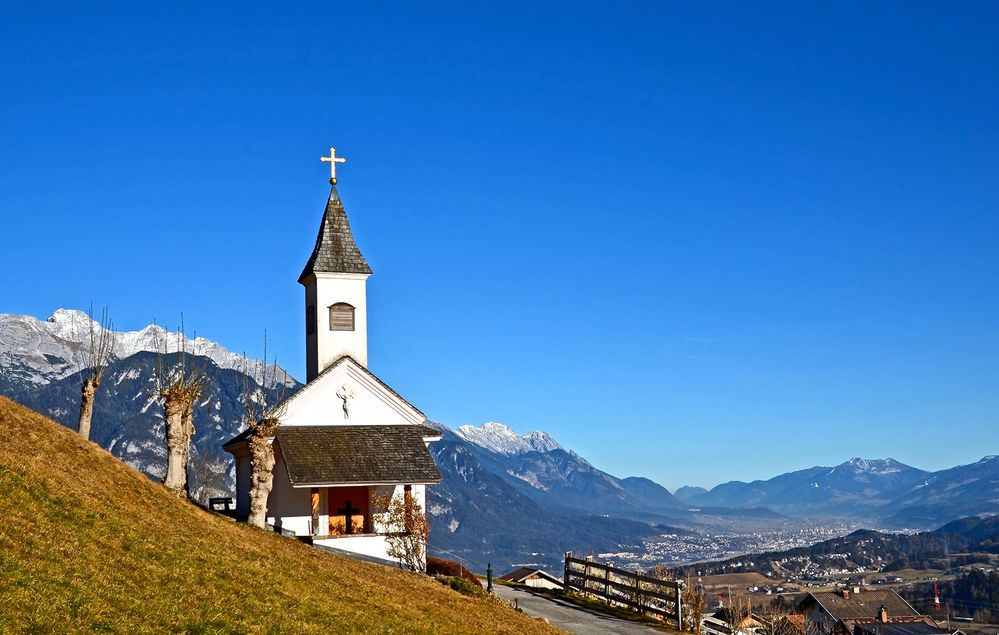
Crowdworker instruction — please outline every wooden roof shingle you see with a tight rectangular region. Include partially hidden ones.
[299,185,371,282]
[803,590,922,622]
[276,425,441,486]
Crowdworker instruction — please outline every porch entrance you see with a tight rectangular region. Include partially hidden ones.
[328,486,370,535]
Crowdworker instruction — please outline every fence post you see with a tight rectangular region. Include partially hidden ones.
[676,581,684,630]
[634,569,643,614]
[604,562,612,604]
[559,556,686,627]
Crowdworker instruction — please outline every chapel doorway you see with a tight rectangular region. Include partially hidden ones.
[328,486,370,535]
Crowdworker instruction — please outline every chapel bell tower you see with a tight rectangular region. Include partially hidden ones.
[299,147,371,381]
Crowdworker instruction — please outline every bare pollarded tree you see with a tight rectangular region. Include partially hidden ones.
[241,335,290,528]
[77,305,116,441]
[155,319,210,498]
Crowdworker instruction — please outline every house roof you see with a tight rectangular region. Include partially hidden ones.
[854,623,948,635]
[275,425,441,486]
[710,609,763,628]
[801,590,922,622]
[497,567,563,585]
[299,185,371,282]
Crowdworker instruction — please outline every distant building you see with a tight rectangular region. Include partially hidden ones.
[498,567,564,590]
[798,589,942,635]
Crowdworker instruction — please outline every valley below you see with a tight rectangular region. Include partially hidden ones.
[602,521,864,570]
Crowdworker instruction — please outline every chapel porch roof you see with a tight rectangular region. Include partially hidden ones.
[276,425,441,486]
[222,423,441,451]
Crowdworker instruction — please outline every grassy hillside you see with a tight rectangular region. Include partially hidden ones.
[0,397,559,634]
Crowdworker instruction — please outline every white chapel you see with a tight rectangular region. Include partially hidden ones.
[224,149,441,565]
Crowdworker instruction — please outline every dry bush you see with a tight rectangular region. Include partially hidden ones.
[372,490,431,572]
[427,556,482,587]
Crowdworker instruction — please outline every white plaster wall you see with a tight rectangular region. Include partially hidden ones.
[413,484,426,512]
[369,484,426,525]
[318,489,329,537]
[305,272,369,379]
[525,577,563,590]
[314,535,394,561]
[266,443,313,536]
[281,362,423,427]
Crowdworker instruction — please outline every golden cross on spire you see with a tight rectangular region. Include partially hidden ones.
[320,147,347,184]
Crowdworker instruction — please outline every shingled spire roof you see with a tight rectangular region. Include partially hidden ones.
[298,185,372,283]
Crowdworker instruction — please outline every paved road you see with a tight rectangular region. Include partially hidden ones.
[492,584,663,634]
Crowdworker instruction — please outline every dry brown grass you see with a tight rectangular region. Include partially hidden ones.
[889,568,945,579]
[700,572,776,587]
[0,397,562,634]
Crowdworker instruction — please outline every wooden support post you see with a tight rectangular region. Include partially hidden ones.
[310,488,320,536]
[403,484,413,534]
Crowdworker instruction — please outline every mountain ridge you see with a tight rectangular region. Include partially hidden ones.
[455,421,562,455]
[680,455,999,526]
[3,311,999,570]
[0,308,295,392]
[684,457,929,519]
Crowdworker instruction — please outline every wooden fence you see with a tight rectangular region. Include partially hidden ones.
[563,552,683,629]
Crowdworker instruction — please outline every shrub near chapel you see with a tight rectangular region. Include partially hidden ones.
[373,489,431,572]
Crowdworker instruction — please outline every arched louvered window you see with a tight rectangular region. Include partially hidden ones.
[329,303,355,331]
[306,305,316,335]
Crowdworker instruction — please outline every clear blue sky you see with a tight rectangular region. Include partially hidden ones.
[2,2,997,489]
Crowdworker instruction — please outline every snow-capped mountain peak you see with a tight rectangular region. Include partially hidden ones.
[833,457,906,475]
[1,309,296,388]
[829,456,912,476]
[454,422,562,455]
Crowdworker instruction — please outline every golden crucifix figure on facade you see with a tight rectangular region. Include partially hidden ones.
[320,147,347,184]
